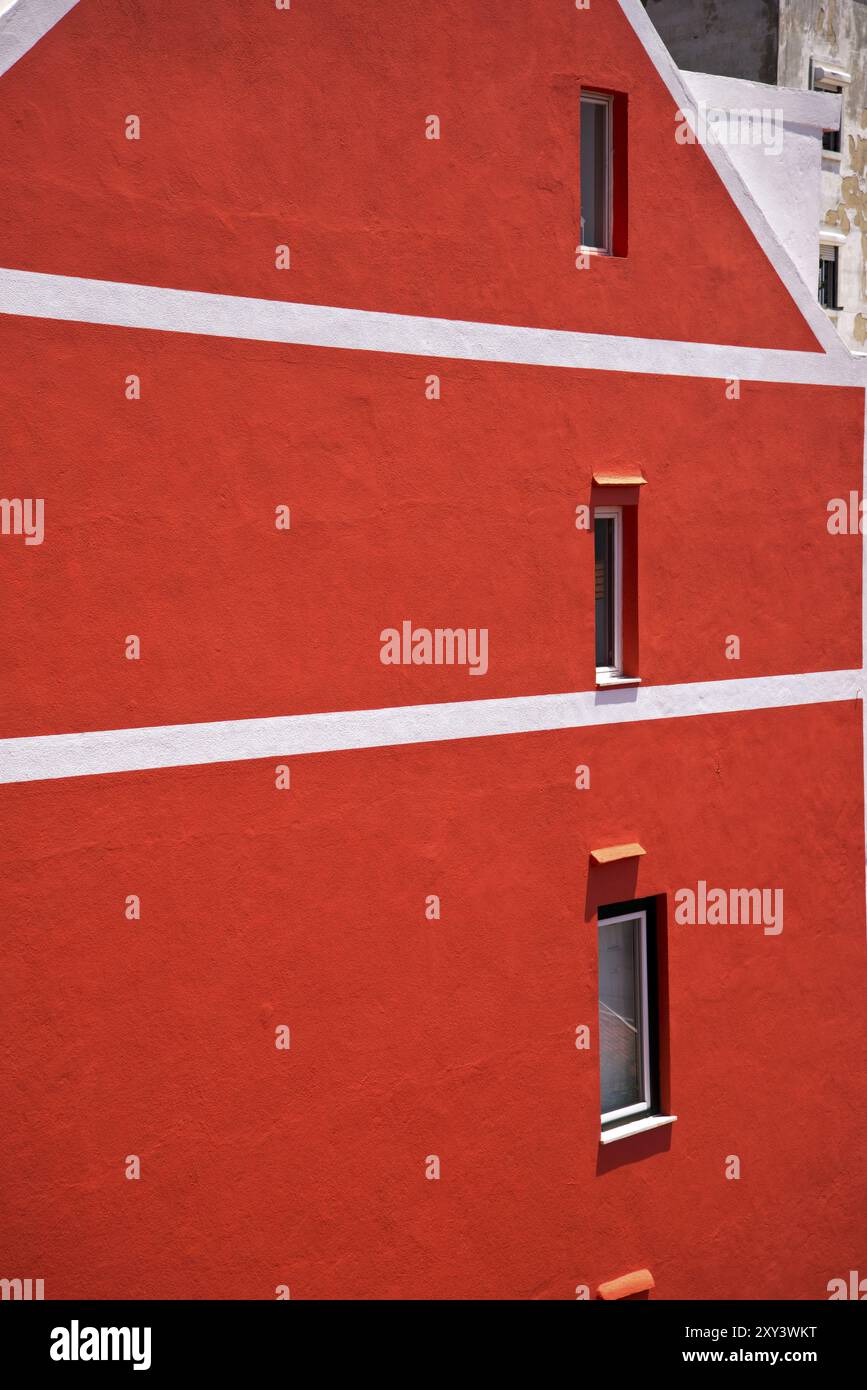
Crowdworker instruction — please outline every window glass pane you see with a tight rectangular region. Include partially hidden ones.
[598,916,643,1114]
[594,516,613,668]
[581,98,608,249]
[823,125,841,152]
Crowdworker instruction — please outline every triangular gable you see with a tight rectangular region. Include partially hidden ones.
[0,0,845,356]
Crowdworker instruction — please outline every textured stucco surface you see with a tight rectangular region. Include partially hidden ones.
[1,0,865,1305]
[0,311,861,741]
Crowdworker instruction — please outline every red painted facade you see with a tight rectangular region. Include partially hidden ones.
[3,705,865,1299]
[1,0,865,1301]
[1,313,861,738]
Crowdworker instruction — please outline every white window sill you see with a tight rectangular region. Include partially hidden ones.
[600,1114,677,1146]
[821,149,843,164]
[595,674,642,689]
[579,245,611,257]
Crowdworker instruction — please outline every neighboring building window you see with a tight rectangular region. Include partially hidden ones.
[821,87,842,153]
[598,905,656,1129]
[580,92,612,253]
[810,60,848,155]
[819,245,841,310]
[600,906,653,1123]
[594,506,622,677]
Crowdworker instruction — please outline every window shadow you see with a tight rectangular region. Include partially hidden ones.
[584,859,641,922]
[593,684,640,708]
[595,1122,673,1175]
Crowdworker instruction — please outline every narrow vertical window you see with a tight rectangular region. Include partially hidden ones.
[580,93,612,253]
[594,506,622,678]
[597,899,674,1144]
[598,909,651,1124]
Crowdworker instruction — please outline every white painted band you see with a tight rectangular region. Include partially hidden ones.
[0,266,863,387]
[0,670,860,784]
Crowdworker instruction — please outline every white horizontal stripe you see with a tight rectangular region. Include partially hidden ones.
[0,267,864,386]
[0,670,860,784]
[0,0,78,78]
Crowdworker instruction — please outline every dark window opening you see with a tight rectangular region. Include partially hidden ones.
[819,246,841,310]
[821,85,842,152]
[595,514,616,670]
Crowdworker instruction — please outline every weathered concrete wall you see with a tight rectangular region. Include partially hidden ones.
[643,0,782,82]
[778,0,867,348]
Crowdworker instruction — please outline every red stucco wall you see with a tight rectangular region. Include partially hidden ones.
[2,701,864,1299]
[0,312,860,738]
[1,0,864,1305]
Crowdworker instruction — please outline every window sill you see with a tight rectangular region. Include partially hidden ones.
[821,149,843,164]
[579,245,611,257]
[600,1114,677,1146]
[595,674,642,689]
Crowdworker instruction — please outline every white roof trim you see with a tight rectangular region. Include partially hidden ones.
[0,0,79,79]
[681,70,841,133]
[618,0,850,365]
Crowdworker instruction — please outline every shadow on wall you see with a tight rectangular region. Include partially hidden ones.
[585,857,642,921]
[596,1119,673,1176]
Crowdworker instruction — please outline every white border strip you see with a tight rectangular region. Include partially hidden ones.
[0,0,78,78]
[0,670,860,785]
[0,267,864,387]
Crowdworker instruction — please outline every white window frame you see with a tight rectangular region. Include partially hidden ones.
[599,909,652,1127]
[594,505,623,680]
[580,92,613,256]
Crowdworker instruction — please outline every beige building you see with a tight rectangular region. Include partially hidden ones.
[644,0,867,351]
